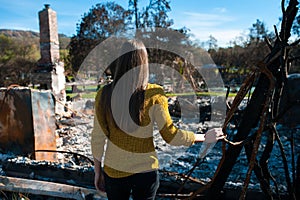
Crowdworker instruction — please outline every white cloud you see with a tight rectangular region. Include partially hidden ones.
[190,29,245,47]
[213,7,227,13]
[181,11,235,27]
[174,11,246,47]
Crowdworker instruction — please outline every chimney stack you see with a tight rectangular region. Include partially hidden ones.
[33,5,66,114]
[38,4,60,65]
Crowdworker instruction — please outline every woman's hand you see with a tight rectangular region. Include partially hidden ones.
[194,127,225,143]
[204,127,225,143]
[94,158,105,192]
[94,169,105,192]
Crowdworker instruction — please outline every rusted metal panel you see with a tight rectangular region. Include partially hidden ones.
[0,88,34,154]
[31,90,57,161]
[0,87,56,161]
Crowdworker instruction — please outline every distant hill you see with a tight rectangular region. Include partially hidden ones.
[0,29,70,49]
[0,29,39,38]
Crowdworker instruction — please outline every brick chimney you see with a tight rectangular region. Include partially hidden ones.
[33,4,66,114]
[38,4,60,65]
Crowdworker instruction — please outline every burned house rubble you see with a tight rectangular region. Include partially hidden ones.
[0,5,67,161]
[0,1,300,200]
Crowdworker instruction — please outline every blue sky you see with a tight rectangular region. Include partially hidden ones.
[0,0,284,47]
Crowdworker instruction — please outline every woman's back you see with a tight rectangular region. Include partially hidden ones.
[94,83,195,178]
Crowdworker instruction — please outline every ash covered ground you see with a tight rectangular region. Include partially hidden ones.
[0,97,299,199]
[55,98,300,194]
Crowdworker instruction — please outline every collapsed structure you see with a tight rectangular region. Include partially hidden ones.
[0,4,65,161]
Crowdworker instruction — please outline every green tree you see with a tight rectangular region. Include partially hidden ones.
[0,34,39,87]
[207,35,218,50]
[14,38,39,60]
[210,19,274,86]
[0,34,15,64]
[128,0,173,30]
[68,0,181,76]
[142,0,173,28]
[248,19,270,44]
[292,14,300,35]
[128,0,139,29]
[68,2,130,73]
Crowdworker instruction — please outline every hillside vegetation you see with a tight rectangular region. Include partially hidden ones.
[0,29,70,86]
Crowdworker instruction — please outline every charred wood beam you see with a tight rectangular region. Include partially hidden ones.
[0,175,105,200]
[205,0,299,199]
[259,129,281,198]
[3,162,95,189]
[206,64,276,199]
[33,149,94,165]
[296,154,300,199]
[272,125,296,199]
[244,141,274,200]
[239,63,276,200]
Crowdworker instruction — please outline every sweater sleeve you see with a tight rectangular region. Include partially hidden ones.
[91,90,107,162]
[153,90,195,146]
[91,114,107,161]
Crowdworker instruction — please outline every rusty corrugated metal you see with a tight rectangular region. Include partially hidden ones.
[0,87,56,161]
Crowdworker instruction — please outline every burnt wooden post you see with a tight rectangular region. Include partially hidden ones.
[205,0,299,199]
[296,155,300,199]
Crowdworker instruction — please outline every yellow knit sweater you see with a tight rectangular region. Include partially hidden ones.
[91,83,195,178]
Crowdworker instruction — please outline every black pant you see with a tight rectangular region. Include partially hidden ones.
[104,170,160,200]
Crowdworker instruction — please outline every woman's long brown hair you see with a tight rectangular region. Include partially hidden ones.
[100,39,149,133]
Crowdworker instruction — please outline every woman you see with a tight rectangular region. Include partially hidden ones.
[91,39,224,200]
